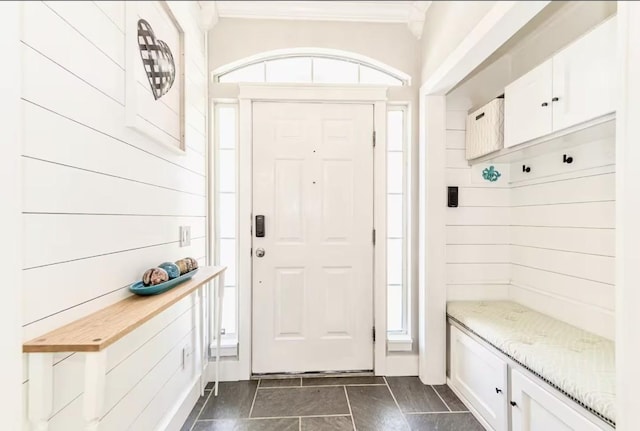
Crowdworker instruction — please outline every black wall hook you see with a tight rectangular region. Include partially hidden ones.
[563,154,573,164]
[522,165,531,173]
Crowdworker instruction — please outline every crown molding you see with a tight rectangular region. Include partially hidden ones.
[408,1,431,39]
[199,1,218,30]
[215,1,411,24]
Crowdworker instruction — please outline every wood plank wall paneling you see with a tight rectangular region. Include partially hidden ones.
[446,108,616,339]
[509,141,615,339]
[445,110,511,301]
[21,1,207,429]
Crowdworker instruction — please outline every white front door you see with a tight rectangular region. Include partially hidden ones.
[252,102,374,374]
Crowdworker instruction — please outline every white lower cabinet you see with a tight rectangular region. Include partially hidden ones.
[449,325,610,431]
[510,370,602,431]
[450,326,508,431]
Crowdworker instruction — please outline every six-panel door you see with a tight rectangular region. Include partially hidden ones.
[251,102,375,374]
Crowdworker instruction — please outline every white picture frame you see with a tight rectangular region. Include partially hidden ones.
[125,1,186,153]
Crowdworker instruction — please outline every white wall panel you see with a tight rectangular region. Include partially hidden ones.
[447,245,510,264]
[511,201,614,228]
[23,158,206,217]
[509,284,614,339]
[22,47,206,176]
[445,107,616,337]
[22,103,206,195]
[23,238,206,329]
[446,225,510,245]
[24,214,206,269]
[93,1,125,33]
[21,1,208,428]
[43,1,125,67]
[510,226,614,256]
[23,1,125,103]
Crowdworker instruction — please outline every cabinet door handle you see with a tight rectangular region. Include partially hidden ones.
[541,102,548,107]
[475,112,485,121]
[552,97,560,102]
[495,388,503,394]
[510,401,518,407]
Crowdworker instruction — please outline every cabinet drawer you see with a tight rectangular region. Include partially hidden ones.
[449,326,508,431]
[510,369,604,431]
[465,98,504,160]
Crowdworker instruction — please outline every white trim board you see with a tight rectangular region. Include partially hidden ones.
[417,1,552,385]
[616,3,640,430]
[226,84,389,380]
[0,2,23,429]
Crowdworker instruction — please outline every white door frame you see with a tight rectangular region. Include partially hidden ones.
[235,84,388,379]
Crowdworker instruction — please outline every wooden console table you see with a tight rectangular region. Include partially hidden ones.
[23,265,226,431]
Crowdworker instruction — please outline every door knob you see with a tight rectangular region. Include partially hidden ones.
[255,248,266,258]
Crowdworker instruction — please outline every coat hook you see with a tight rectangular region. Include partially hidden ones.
[522,165,531,173]
[563,154,573,164]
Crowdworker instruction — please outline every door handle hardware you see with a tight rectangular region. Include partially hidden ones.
[522,165,531,173]
[563,154,573,164]
[510,401,517,407]
[541,102,548,107]
[255,215,265,237]
[552,97,559,102]
[475,112,485,121]
[255,248,266,258]
[495,388,502,394]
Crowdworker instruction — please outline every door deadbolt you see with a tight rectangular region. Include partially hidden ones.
[255,248,266,258]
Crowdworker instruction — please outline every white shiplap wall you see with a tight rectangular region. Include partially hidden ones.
[509,137,616,339]
[445,105,615,340]
[21,1,208,429]
[445,109,511,301]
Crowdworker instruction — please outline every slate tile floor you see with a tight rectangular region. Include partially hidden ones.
[182,376,484,431]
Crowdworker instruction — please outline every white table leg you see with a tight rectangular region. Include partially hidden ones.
[28,353,54,431]
[83,351,107,431]
[215,270,225,396]
[198,286,206,396]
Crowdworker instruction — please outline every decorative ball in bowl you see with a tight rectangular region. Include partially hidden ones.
[158,262,180,279]
[175,257,199,275]
[142,267,169,286]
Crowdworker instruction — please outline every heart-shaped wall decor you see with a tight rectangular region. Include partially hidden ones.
[137,19,176,100]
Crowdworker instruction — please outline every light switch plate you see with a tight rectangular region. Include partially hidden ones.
[179,226,191,247]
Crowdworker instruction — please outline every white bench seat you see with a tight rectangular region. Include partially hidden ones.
[447,301,615,427]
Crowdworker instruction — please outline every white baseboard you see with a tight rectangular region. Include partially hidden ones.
[160,377,201,431]
[446,377,493,431]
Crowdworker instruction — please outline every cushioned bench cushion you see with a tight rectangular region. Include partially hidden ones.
[447,301,615,426]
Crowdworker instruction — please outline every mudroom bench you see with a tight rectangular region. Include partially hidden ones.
[446,301,615,431]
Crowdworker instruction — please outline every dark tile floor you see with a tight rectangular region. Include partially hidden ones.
[182,376,484,431]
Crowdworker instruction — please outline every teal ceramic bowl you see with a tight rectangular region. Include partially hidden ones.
[129,268,199,296]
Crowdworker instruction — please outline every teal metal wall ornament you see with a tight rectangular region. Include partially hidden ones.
[482,165,501,182]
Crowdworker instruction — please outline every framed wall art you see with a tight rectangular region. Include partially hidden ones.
[125,1,186,153]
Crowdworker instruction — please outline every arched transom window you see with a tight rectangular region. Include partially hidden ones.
[213,49,409,86]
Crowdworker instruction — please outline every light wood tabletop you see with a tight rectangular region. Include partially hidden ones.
[23,266,226,353]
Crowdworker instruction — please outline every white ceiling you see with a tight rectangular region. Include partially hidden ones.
[204,1,431,38]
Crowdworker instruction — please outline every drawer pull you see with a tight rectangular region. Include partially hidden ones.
[510,401,518,407]
[541,102,548,107]
[475,112,485,121]
[495,388,503,394]
[552,97,560,102]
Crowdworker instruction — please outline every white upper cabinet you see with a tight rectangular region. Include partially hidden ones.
[504,16,616,149]
[552,17,617,131]
[504,60,553,148]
